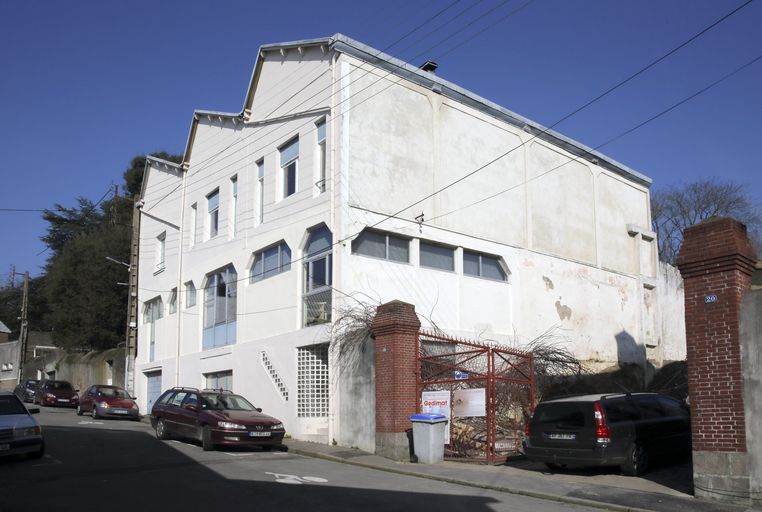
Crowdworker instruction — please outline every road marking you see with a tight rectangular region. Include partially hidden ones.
[31,454,62,467]
[265,472,328,485]
[77,420,105,425]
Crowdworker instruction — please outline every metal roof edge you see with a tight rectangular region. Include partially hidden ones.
[330,34,651,188]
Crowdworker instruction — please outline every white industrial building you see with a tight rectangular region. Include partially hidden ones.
[135,34,684,451]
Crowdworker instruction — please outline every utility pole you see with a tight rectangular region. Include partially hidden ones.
[16,271,29,384]
[124,196,140,395]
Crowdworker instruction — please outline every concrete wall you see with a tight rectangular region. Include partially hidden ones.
[741,289,762,508]
[0,340,20,390]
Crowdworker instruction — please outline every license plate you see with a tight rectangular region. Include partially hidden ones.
[248,431,271,437]
[58,399,70,403]
[114,410,128,414]
[0,444,8,451]
[549,433,576,440]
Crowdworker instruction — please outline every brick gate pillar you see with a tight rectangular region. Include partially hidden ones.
[677,217,757,504]
[371,300,420,461]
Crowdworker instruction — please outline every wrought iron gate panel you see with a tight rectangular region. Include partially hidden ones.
[417,330,534,463]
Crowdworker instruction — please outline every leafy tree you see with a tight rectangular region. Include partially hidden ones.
[651,179,762,264]
[36,151,181,350]
[0,277,51,339]
[123,152,183,197]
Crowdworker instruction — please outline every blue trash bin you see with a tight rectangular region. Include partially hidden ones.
[409,413,448,464]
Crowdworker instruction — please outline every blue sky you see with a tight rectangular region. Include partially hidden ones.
[1,0,760,281]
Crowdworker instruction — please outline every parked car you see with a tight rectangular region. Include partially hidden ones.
[77,385,140,420]
[523,392,691,476]
[150,387,286,451]
[0,391,44,459]
[34,380,79,408]
[13,379,39,403]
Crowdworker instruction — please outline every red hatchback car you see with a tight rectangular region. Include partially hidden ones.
[150,387,285,451]
[77,385,140,421]
[34,380,79,408]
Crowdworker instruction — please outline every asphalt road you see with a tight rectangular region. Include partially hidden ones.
[1,407,605,512]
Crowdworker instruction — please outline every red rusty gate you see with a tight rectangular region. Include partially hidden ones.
[417,330,534,463]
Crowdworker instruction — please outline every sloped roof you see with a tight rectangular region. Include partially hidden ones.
[169,33,650,188]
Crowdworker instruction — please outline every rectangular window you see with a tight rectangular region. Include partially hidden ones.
[257,160,264,224]
[205,370,233,391]
[279,137,298,199]
[190,203,197,246]
[144,298,163,362]
[463,250,507,281]
[155,232,166,272]
[230,176,238,237]
[420,241,454,271]
[185,281,196,308]
[316,119,326,193]
[297,344,329,418]
[202,266,237,349]
[251,242,292,282]
[169,288,177,314]
[207,189,219,239]
[351,230,409,263]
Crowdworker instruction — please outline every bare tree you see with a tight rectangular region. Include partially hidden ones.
[651,179,761,264]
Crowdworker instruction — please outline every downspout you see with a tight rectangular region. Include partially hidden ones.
[175,166,188,386]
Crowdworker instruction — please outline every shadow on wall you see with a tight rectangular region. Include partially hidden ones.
[540,330,691,400]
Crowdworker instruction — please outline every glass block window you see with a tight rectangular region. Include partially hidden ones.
[463,250,508,281]
[351,229,409,263]
[297,344,329,417]
[205,370,233,392]
[420,241,454,271]
[261,351,288,401]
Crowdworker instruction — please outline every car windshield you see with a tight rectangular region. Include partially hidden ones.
[99,388,130,399]
[48,381,72,390]
[0,396,28,415]
[202,394,256,411]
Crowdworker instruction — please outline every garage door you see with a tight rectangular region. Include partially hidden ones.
[145,371,162,412]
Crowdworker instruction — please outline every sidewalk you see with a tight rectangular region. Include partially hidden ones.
[284,439,753,512]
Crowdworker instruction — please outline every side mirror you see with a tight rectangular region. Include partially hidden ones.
[256,407,262,413]
[131,396,137,400]
[185,404,197,412]
[28,407,40,415]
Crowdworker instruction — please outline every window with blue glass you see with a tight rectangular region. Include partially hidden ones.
[303,225,332,326]
[251,242,291,282]
[203,266,237,349]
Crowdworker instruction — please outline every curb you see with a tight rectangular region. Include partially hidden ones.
[288,446,656,512]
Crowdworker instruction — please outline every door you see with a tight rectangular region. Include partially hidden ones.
[145,371,162,413]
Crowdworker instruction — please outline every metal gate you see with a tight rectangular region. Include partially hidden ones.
[417,330,534,463]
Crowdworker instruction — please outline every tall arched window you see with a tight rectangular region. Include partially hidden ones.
[203,265,237,348]
[303,225,332,326]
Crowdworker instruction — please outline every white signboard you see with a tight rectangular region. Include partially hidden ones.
[452,388,486,417]
[421,390,451,444]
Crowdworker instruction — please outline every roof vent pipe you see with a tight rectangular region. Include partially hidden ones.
[419,60,438,73]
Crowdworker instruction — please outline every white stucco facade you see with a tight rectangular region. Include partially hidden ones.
[135,34,685,450]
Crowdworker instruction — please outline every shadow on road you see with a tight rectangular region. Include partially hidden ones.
[1,426,500,512]
[505,454,694,495]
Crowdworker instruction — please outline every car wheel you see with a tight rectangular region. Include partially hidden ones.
[76,405,83,416]
[621,443,649,476]
[544,462,567,471]
[91,406,99,419]
[156,419,170,440]
[202,425,214,451]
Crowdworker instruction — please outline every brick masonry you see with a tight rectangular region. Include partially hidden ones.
[677,217,757,453]
[370,300,421,460]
